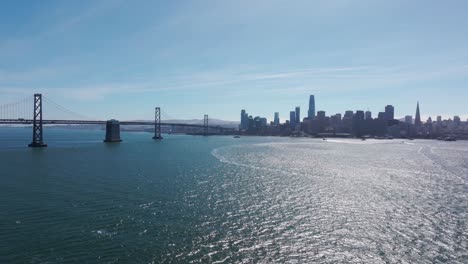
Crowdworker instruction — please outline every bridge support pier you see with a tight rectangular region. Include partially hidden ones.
[104,119,122,143]
[29,94,47,148]
[153,107,163,139]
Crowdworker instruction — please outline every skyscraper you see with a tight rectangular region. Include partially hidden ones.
[415,102,422,126]
[290,111,296,129]
[274,112,279,126]
[240,109,247,129]
[385,105,394,121]
[308,95,315,119]
[295,107,300,124]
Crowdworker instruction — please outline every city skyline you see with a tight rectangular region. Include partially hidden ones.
[243,97,465,126]
[1,1,468,120]
[239,94,466,139]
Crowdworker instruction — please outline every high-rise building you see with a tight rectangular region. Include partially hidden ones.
[415,102,422,126]
[437,116,442,122]
[240,109,248,129]
[274,112,279,126]
[365,111,372,120]
[295,107,300,125]
[330,114,342,127]
[355,111,365,120]
[405,115,413,124]
[454,116,461,125]
[317,111,326,119]
[344,111,354,118]
[308,95,315,119]
[290,111,296,129]
[385,105,394,121]
[353,111,365,137]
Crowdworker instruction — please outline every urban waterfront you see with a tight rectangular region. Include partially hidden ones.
[0,128,467,263]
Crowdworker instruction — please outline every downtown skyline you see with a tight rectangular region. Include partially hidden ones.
[1,0,468,121]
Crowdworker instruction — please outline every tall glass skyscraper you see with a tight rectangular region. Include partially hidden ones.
[308,95,315,119]
[290,111,296,129]
[274,112,279,126]
[295,107,300,124]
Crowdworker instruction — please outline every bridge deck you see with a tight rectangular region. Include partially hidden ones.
[0,119,234,130]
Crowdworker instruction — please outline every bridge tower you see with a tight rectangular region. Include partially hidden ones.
[153,107,163,139]
[28,94,47,148]
[203,114,208,136]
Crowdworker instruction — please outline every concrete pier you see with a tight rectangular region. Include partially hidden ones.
[104,119,122,143]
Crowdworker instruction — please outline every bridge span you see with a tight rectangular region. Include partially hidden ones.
[0,94,235,147]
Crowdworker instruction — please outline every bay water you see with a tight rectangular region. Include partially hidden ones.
[0,127,467,263]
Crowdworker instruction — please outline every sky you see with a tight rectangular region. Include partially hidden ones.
[1,0,468,121]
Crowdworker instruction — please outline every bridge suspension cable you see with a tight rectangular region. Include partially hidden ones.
[160,110,175,121]
[0,96,33,120]
[42,96,95,121]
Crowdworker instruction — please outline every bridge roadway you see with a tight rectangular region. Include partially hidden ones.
[0,119,232,130]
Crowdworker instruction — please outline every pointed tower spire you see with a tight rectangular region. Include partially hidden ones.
[415,101,422,126]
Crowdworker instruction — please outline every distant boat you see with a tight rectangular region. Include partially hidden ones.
[322,138,327,141]
[233,135,240,138]
[444,137,456,141]
[361,138,366,141]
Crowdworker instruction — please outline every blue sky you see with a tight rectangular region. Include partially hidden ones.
[1,0,467,121]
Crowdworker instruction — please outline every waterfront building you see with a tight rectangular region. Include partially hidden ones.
[353,110,365,137]
[308,95,315,119]
[437,116,442,122]
[240,109,247,129]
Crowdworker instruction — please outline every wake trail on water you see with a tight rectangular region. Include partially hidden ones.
[211,146,301,177]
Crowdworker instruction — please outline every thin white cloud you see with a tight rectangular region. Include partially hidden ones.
[2,63,467,103]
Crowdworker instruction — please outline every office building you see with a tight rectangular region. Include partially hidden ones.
[405,115,413,124]
[295,107,300,125]
[385,105,394,121]
[290,111,296,129]
[365,111,372,120]
[317,111,326,119]
[274,112,280,126]
[240,109,248,130]
[378,112,386,121]
[308,95,315,119]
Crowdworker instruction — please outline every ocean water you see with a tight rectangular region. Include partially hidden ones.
[0,127,467,263]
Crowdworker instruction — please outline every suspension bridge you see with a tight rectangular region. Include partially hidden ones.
[0,94,234,147]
